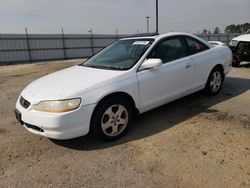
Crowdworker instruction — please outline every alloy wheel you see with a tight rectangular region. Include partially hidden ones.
[101,104,128,137]
[210,71,222,93]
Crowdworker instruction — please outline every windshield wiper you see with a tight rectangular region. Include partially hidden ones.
[80,64,127,70]
[111,66,128,70]
[80,64,107,69]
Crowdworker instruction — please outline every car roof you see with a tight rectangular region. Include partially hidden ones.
[121,32,211,48]
[122,32,196,40]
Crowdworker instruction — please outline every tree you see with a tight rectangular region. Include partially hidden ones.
[225,23,250,34]
[202,29,208,34]
[242,23,250,33]
[214,27,221,34]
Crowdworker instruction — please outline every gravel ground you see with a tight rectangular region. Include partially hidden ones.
[0,60,249,188]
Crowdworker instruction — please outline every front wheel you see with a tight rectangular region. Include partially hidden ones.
[90,96,132,141]
[205,68,224,96]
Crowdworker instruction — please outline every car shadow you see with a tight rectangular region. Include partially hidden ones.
[51,76,250,151]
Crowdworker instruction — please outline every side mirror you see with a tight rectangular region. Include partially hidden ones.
[140,58,162,70]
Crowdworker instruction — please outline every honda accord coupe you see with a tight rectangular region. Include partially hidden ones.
[15,32,232,140]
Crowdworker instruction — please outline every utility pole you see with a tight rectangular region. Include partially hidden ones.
[156,0,159,33]
[61,28,67,59]
[25,27,32,63]
[146,16,150,33]
[116,28,118,40]
[88,28,94,56]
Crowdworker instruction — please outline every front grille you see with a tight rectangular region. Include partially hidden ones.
[20,96,30,109]
[237,42,250,55]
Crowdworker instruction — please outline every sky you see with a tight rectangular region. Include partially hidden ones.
[0,0,250,34]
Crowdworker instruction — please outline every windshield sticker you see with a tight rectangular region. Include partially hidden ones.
[133,41,150,45]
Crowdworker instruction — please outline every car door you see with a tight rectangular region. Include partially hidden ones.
[136,36,195,112]
[185,36,211,88]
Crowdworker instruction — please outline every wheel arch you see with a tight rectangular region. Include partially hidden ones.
[204,63,225,96]
[91,91,139,124]
[209,64,225,80]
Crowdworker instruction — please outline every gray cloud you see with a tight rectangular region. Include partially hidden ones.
[0,0,249,34]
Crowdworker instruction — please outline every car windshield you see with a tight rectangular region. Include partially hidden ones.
[80,39,154,70]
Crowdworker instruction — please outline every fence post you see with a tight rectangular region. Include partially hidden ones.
[61,28,67,60]
[25,27,32,63]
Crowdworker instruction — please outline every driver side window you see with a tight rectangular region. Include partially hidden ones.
[148,37,187,63]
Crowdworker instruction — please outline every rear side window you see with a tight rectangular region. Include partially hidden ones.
[186,37,209,55]
[148,37,188,63]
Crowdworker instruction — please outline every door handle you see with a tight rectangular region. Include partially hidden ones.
[185,64,191,68]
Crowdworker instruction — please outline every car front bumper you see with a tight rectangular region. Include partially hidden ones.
[229,43,250,61]
[15,97,96,140]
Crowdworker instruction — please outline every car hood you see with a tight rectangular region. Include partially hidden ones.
[232,34,250,42]
[21,65,127,104]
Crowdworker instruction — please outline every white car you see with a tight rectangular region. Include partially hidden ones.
[208,41,227,46]
[15,32,232,140]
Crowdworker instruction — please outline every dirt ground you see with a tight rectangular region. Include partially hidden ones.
[0,60,249,188]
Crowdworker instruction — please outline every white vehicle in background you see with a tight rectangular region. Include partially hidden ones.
[229,29,250,67]
[208,41,227,46]
[15,32,232,141]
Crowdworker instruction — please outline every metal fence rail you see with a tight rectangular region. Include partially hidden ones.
[0,33,239,65]
[197,34,239,45]
[0,34,126,64]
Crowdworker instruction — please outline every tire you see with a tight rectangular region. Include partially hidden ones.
[90,96,132,141]
[205,67,224,96]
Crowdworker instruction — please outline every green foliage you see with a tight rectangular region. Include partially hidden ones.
[202,29,208,34]
[213,27,221,34]
[201,27,220,34]
[225,23,250,34]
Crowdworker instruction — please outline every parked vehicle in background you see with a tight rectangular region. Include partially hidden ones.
[208,41,227,46]
[229,29,250,67]
[15,32,232,141]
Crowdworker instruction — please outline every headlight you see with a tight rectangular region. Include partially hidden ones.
[34,98,81,113]
[229,40,239,46]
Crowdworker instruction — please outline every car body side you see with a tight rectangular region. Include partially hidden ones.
[81,34,232,113]
[15,33,232,139]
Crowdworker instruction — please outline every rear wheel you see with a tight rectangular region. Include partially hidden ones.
[205,68,224,96]
[90,96,132,141]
